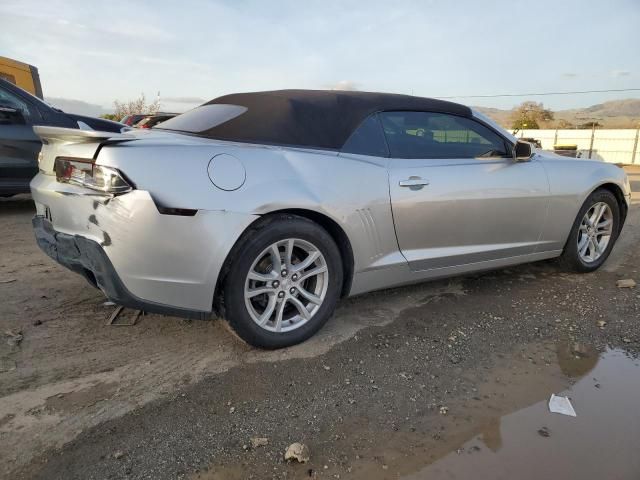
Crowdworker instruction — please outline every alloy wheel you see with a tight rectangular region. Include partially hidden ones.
[244,238,329,332]
[577,202,613,263]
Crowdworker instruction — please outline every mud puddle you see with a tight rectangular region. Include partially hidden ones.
[189,342,640,480]
[405,346,640,480]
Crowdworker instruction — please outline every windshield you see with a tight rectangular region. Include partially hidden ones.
[157,104,247,133]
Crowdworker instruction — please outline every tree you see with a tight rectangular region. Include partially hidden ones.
[112,93,160,119]
[509,101,554,130]
[100,113,120,121]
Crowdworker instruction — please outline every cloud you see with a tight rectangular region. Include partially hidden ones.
[3,1,638,112]
[162,96,207,104]
[44,97,109,117]
[101,22,174,42]
[327,80,359,91]
[612,70,631,77]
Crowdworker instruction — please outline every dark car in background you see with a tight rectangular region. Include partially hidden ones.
[0,78,126,196]
[135,113,177,129]
[120,114,148,127]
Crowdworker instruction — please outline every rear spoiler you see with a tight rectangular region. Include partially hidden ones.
[33,126,135,143]
[33,126,136,175]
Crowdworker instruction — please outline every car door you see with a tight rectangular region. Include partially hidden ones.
[0,84,42,194]
[383,111,549,271]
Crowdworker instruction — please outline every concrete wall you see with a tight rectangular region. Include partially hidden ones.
[515,128,640,164]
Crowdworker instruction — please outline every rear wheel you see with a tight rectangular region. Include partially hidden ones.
[222,215,343,349]
[560,189,620,272]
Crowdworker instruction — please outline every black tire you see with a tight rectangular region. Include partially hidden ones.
[559,188,620,272]
[222,214,343,349]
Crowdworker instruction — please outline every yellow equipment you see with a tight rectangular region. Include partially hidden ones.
[0,56,43,98]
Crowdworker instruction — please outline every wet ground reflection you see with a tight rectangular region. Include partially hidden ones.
[407,347,640,480]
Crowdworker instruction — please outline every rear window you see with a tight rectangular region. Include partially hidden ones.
[157,104,247,133]
[341,115,389,157]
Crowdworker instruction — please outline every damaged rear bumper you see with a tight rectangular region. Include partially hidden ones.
[32,216,211,319]
[30,173,258,317]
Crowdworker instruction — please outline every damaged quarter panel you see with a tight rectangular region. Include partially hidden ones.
[97,133,402,293]
[30,172,257,311]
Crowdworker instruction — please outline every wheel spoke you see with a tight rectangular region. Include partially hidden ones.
[297,286,322,305]
[248,270,277,282]
[594,239,603,255]
[285,239,295,269]
[257,295,277,325]
[593,204,607,225]
[588,205,599,225]
[596,219,612,235]
[274,299,286,332]
[288,296,310,320]
[245,286,276,299]
[578,235,589,256]
[292,250,320,273]
[298,264,327,282]
[270,244,282,273]
[588,237,597,259]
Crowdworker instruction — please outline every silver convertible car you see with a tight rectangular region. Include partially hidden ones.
[30,90,631,348]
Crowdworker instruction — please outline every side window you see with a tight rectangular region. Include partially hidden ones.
[341,114,389,157]
[379,111,510,159]
[0,87,33,125]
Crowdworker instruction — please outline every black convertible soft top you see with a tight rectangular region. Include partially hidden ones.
[166,90,472,150]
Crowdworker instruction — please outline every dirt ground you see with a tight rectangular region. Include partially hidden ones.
[1,167,639,479]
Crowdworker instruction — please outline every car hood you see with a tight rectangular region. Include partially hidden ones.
[535,149,589,160]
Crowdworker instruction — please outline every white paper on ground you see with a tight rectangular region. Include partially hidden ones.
[548,394,577,417]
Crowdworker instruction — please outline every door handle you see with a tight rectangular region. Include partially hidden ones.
[399,177,430,188]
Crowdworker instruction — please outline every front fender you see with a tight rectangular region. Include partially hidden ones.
[539,156,630,251]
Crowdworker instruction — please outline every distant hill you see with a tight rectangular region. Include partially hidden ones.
[44,97,110,118]
[476,99,640,129]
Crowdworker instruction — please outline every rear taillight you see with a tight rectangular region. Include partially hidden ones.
[54,157,132,195]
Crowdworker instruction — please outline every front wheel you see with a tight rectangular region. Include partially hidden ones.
[222,215,343,349]
[560,188,620,272]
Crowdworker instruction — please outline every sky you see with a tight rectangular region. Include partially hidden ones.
[1,0,639,115]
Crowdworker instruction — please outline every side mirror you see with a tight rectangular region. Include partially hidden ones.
[513,140,533,162]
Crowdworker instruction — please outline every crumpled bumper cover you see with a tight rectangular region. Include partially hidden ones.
[32,216,211,319]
